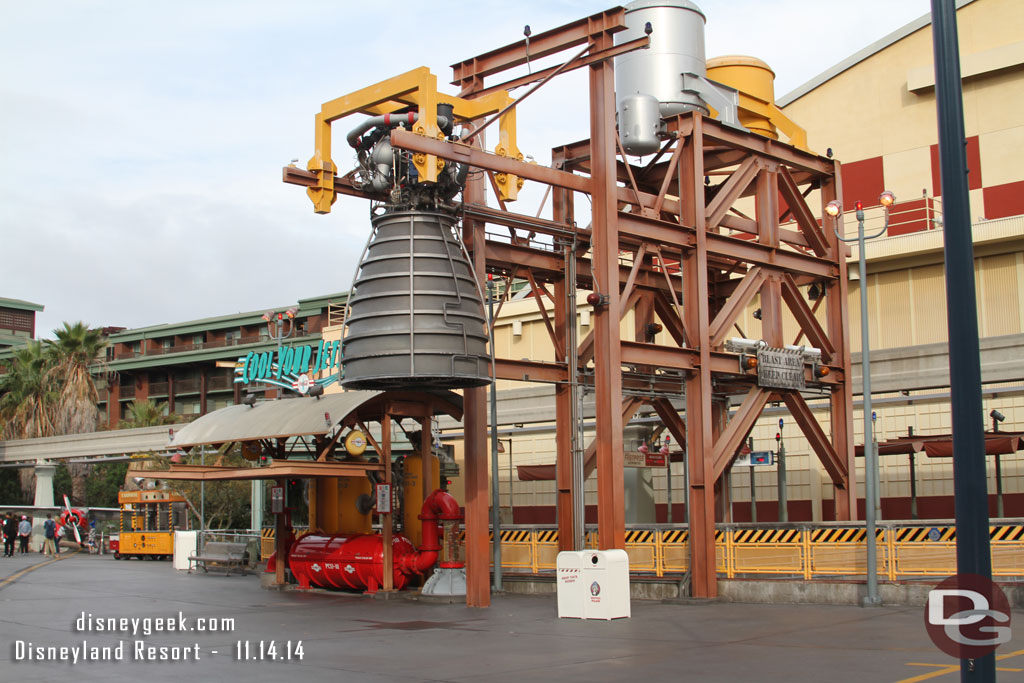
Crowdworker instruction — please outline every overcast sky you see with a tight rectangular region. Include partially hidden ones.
[1,0,934,338]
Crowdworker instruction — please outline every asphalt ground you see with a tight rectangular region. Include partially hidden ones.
[0,551,1020,683]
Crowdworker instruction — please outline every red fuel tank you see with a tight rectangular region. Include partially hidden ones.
[288,533,418,591]
[280,489,463,592]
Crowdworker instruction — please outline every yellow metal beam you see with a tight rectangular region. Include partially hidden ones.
[304,67,522,213]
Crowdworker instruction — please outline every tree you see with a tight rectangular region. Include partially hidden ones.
[145,445,252,530]
[0,342,55,440]
[0,469,28,505]
[84,462,130,508]
[119,399,175,429]
[45,321,107,436]
[52,462,73,504]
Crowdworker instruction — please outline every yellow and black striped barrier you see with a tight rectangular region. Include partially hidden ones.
[992,525,1024,542]
[256,522,1024,580]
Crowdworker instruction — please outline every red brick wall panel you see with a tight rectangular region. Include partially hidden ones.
[930,135,982,195]
[982,180,1024,219]
[840,156,885,209]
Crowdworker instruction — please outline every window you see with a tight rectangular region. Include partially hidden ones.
[0,307,33,333]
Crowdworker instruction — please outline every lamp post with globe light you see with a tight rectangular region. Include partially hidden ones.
[825,190,895,607]
[251,307,297,533]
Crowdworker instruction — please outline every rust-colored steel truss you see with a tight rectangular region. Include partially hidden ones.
[284,7,855,600]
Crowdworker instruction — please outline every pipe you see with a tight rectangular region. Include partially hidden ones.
[400,488,461,574]
[347,113,452,149]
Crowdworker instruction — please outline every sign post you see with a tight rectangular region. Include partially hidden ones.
[271,486,284,515]
[375,484,392,514]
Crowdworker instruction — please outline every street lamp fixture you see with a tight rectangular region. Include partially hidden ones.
[826,189,895,608]
[991,409,1007,518]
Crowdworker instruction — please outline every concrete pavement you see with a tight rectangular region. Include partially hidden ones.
[0,552,1019,682]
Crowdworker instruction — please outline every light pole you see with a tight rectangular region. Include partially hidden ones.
[253,307,297,533]
[261,307,298,370]
[486,275,502,591]
[991,409,1006,518]
[826,190,895,608]
[497,437,514,522]
[776,419,787,523]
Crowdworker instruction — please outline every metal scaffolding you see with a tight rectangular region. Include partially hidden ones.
[284,6,855,602]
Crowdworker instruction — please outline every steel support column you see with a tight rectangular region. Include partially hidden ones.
[681,117,717,598]
[588,35,625,550]
[823,172,855,520]
[462,128,491,607]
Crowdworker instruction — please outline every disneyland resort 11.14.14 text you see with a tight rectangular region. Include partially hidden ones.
[12,611,305,663]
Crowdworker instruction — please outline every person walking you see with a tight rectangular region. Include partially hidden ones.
[42,514,57,556]
[2,513,16,557]
[55,522,64,556]
[17,515,31,554]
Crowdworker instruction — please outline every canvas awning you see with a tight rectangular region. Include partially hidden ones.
[923,432,1024,458]
[155,460,384,481]
[167,391,383,448]
[147,389,463,482]
[855,432,1024,458]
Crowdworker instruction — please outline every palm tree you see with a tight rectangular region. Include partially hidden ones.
[120,399,174,429]
[45,322,107,436]
[0,341,55,439]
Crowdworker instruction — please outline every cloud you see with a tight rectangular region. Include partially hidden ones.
[1,0,932,338]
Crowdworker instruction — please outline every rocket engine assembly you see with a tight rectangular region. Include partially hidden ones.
[287,488,463,592]
[341,106,490,390]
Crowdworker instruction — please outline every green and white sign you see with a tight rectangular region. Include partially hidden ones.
[233,340,340,394]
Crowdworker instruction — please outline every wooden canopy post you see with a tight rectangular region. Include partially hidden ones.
[274,476,286,587]
[382,414,394,592]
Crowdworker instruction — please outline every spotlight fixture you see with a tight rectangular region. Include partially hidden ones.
[308,384,325,399]
[807,283,822,300]
[242,393,257,408]
[879,190,896,207]
[752,308,762,320]
[990,409,1006,423]
[824,200,842,217]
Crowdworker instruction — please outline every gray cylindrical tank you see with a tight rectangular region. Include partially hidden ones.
[619,93,662,156]
[342,211,490,390]
[615,0,709,116]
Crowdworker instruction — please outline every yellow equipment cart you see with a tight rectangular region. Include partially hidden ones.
[114,490,188,560]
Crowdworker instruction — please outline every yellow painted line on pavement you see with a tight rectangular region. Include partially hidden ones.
[0,549,79,589]
[895,649,1024,682]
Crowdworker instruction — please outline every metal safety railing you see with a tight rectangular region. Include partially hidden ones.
[255,521,1024,581]
[462,521,1024,580]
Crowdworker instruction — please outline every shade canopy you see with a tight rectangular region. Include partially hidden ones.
[168,392,382,448]
[855,432,1024,458]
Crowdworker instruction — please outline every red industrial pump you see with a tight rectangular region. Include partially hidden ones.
[286,488,462,591]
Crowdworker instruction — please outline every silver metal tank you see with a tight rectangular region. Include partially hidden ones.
[615,0,710,117]
[619,92,663,156]
[341,211,490,390]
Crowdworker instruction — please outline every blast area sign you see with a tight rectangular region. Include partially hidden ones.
[756,346,805,390]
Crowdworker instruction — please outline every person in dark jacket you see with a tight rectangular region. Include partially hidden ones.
[2,513,16,557]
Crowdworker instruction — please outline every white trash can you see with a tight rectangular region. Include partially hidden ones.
[556,551,586,618]
[583,549,630,620]
[557,549,630,620]
[173,531,198,571]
